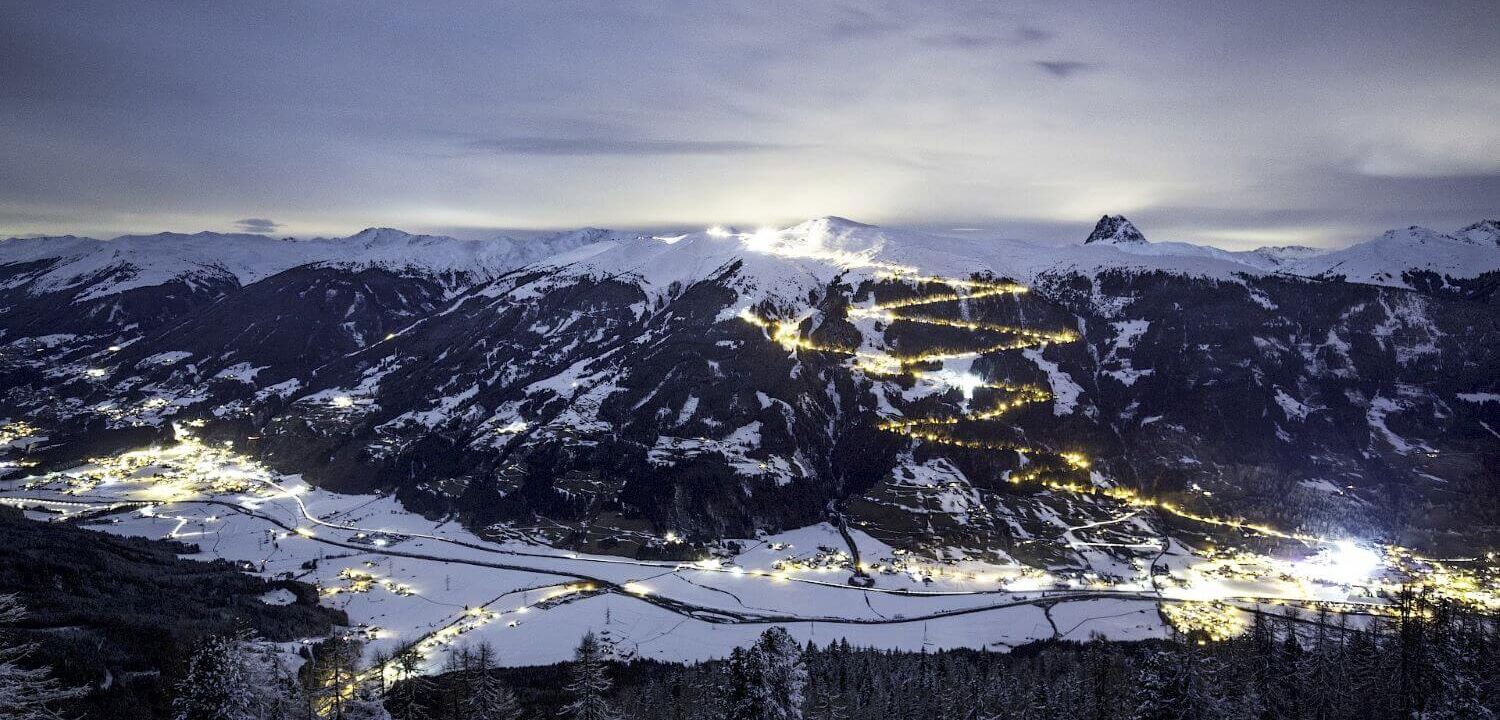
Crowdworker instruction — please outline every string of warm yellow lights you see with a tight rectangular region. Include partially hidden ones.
[740,269,1334,547]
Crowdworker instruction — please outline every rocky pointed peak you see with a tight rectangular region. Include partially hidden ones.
[1084,215,1147,245]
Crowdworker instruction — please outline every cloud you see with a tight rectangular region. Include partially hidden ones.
[1015,25,1054,43]
[825,8,903,41]
[1,2,1496,243]
[234,218,281,233]
[922,25,1055,49]
[463,137,791,157]
[1034,60,1094,78]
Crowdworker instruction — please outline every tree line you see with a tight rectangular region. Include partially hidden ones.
[8,590,1497,719]
[595,594,1498,720]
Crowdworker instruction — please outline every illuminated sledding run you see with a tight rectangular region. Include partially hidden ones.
[740,268,1332,546]
[739,267,1500,626]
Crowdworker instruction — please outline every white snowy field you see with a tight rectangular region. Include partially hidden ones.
[0,441,1188,672]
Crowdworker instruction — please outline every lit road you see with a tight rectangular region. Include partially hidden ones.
[0,491,1400,629]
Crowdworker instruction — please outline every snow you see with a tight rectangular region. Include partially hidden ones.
[1084,215,1148,245]
[1102,320,1153,387]
[9,218,1496,319]
[521,222,853,309]
[1109,320,1149,351]
[1457,392,1500,404]
[4,428,1413,674]
[1366,395,1420,454]
[258,589,297,606]
[379,385,480,430]
[1369,294,1442,364]
[1048,598,1169,642]
[0,228,640,302]
[1283,224,1500,288]
[1273,389,1312,421]
[1022,348,1083,415]
[138,350,193,366]
[213,362,265,384]
[38,476,1145,666]
[675,395,699,425]
[254,379,303,402]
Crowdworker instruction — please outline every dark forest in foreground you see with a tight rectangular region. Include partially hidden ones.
[443,600,1499,720]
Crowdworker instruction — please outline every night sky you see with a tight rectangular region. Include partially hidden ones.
[2,1,1497,248]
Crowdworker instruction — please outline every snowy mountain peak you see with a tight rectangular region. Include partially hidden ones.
[1378,226,1451,246]
[348,227,419,243]
[813,215,876,229]
[1457,220,1500,247]
[1280,220,1500,288]
[1084,215,1147,245]
[780,216,878,237]
[0,226,647,302]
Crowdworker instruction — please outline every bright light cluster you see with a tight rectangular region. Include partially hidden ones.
[1161,600,1246,642]
[23,425,268,500]
[0,420,40,446]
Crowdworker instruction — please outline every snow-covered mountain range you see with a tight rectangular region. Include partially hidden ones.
[0,226,637,302]
[6,215,1497,303]
[3,214,1498,561]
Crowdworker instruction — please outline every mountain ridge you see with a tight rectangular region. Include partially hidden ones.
[7,215,1499,301]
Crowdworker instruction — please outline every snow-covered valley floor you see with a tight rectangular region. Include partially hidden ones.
[2,429,1487,676]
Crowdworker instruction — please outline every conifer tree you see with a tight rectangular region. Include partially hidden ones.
[563,631,621,720]
[173,634,256,720]
[1129,646,1226,720]
[731,627,807,720]
[388,646,433,720]
[304,635,372,720]
[463,642,522,720]
[0,594,83,720]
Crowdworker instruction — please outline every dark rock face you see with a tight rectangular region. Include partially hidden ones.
[1084,215,1148,245]
[3,226,1497,559]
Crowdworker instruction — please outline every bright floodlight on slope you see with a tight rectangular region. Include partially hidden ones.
[1299,540,1382,585]
[740,227,782,254]
[927,369,987,400]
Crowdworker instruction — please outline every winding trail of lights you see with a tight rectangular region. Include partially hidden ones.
[740,269,1336,546]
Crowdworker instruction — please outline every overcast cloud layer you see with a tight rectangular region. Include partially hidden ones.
[2,1,1497,248]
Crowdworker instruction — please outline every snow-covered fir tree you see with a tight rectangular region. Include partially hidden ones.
[304,635,381,720]
[563,631,621,720]
[730,627,808,720]
[0,594,83,720]
[252,648,312,720]
[173,633,257,720]
[1128,646,1226,720]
